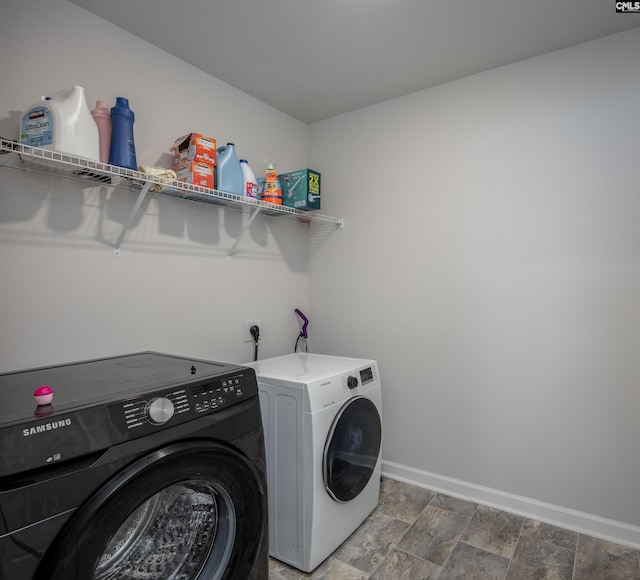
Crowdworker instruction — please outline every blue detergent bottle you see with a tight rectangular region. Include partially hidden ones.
[215,143,244,196]
[109,97,137,170]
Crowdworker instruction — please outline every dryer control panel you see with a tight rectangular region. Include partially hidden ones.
[359,366,375,385]
[306,363,379,411]
[108,371,257,443]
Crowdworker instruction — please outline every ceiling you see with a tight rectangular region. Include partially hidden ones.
[70,0,640,124]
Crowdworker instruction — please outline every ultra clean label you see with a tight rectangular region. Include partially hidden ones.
[21,106,54,147]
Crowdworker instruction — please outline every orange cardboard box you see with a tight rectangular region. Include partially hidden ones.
[171,133,217,165]
[174,160,214,189]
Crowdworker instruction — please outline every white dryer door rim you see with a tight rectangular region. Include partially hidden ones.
[322,396,382,503]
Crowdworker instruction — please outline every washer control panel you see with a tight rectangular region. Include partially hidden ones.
[121,389,188,431]
[191,375,245,413]
[108,371,256,443]
[145,397,175,425]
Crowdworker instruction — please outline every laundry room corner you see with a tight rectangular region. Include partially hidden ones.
[308,27,640,547]
[3,0,640,577]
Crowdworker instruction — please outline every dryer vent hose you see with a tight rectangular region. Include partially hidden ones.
[294,309,309,353]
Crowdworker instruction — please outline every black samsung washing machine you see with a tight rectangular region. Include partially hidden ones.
[0,352,268,580]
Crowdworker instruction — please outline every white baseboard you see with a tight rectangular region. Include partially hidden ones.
[381,460,640,550]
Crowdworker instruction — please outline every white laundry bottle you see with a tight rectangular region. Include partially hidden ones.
[20,85,100,162]
[240,159,258,199]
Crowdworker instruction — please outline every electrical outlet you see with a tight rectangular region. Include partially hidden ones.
[244,320,261,342]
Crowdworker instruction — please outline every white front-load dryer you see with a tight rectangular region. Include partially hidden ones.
[248,353,382,573]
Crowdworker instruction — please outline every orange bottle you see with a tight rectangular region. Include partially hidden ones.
[261,160,282,205]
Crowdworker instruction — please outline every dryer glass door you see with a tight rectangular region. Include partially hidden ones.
[323,396,382,502]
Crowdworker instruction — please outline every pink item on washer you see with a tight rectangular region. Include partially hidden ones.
[34,385,54,406]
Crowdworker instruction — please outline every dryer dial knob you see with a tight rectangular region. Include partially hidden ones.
[347,376,359,390]
[146,397,175,425]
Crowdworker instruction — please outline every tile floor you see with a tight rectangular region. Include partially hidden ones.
[269,477,640,579]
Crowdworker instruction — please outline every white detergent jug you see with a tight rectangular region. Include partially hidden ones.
[240,159,258,198]
[20,85,100,162]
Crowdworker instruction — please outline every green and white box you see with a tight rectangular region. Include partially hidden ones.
[279,169,321,211]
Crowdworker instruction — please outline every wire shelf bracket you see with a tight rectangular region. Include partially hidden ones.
[113,181,152,256]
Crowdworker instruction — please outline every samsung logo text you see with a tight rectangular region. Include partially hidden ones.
[23,418,72,437]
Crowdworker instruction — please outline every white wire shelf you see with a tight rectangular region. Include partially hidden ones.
[0,138,344,259]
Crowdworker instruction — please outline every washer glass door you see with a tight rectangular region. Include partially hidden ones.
[95,480,234,580]
[36,441,265,580]
[323,396,382,502]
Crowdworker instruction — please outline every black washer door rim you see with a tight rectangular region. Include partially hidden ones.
[35,440,264,580]
[322,396,382,503]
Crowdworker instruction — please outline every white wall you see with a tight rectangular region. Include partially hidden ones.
[0,0,311,370]
[309,28,640,545]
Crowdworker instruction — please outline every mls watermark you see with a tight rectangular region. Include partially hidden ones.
[616,1,640,12]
